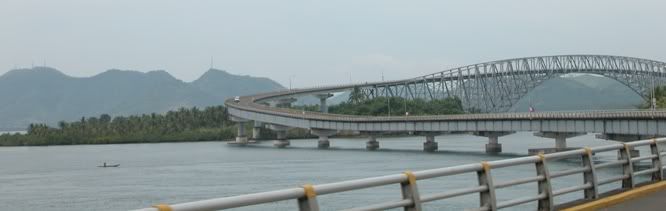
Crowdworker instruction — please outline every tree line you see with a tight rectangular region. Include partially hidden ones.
[329,96,465,116]
[0,106,237,146]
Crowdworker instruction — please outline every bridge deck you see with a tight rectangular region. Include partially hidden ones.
[563,181,666,211]
[606,189,666,211]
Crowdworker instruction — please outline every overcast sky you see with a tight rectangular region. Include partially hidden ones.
[1,0,665,87]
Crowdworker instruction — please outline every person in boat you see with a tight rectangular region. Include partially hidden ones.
[103,162,107,167]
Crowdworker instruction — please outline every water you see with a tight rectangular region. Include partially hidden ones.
[0,132,655,211]
[0,130,26,135]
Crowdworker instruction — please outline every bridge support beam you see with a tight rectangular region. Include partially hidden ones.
[366,134,380,151]
[311,128,337,149]
[596,133,657,157]
[236,121,248,143]
[252,121,263,140]
[415,132,441,152]
[423,135,438,152]
[531,132,586,155]
[228,116,252,145]
[269,124,290,148]
[474,131,514,154]
[314,93,333,113]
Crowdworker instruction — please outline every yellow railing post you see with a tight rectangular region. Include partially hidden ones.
[620,144,635,189]
[478,161,497,211]
[582,147,599,199]
[535,153,554,211]
[298,184,320,211]
[401,171,422,211]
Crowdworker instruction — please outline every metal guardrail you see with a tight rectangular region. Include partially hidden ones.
[135,139,666,211]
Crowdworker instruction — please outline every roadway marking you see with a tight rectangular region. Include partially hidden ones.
[152,204,172,211]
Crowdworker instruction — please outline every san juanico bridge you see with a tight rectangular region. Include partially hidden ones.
[135,55,666,211]
[227,55,666,154]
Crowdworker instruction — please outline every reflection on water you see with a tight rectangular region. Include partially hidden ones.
[0,132,654,210]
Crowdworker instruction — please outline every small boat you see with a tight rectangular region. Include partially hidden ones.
[98,163,120,168]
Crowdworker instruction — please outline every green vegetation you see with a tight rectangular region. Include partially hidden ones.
[325,86,465,116]
[330,96,465,116]
[0,105,315,146]
[0,106,237,146]
[643,86,666,109]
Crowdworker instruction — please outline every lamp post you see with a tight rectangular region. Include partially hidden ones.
[382,71,391,116]
[404,97,408,116]
[652,73,657,110]
[289,75,294,91]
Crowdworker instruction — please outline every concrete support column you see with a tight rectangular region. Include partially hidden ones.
[251,121,263,140]
[366,135,380,151]
[274,131,290,148]
[237,121,246,138]
[229,116,250,145]
[531,132,586,155]
[474,131,514,154]
[314,93,333,113]
[486,135,502,154]
[555,136,567,149]
[269,124,290,148]
[318,136,330,149]
[423,135,438,152]
[235,121,247,143]
[311,128,337,149]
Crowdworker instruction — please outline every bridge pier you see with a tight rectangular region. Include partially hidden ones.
[366,135,380,151]
[269,124,290,148]
[474,131,514,154]
[531,132,586,155]
[415,132,440,152]
[311,128,337,149]
[274,131,290,148]
[314,93,333,113]
[423,135,438,152]
[251,121,263,140]
[228,116,252,145]
[236,121,248,143]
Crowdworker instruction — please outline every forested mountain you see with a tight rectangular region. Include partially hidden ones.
[510,74,644,112]
[192,69,284,102]
[0,67,284,130]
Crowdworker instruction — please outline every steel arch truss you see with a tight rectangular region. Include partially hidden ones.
[356,55,666,113]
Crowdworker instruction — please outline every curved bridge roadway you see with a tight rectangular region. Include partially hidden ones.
[225,55,666,154]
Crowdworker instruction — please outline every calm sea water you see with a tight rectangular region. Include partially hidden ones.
[0,132,656,211]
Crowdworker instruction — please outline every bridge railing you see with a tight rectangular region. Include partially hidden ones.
[135,139,666,211]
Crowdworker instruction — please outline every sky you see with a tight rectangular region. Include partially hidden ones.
[1,0,665,87]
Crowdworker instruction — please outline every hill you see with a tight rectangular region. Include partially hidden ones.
[0,67,284,130]
[510,74,644,112]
